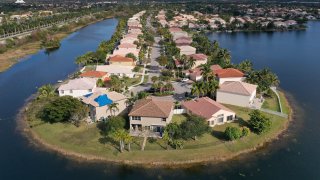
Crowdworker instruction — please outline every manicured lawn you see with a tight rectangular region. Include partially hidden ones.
[262,91,281,112]
[278,91,290,115]
[171,114,187,124]
[142,75,149,84]
[26,98,289,164]
[126,76,142,86]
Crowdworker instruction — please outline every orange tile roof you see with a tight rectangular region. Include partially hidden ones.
[215,68,244,78]
[129,98,174,118]
[109,55,134,62]
[182,97,234,119]
[80,71,107,78]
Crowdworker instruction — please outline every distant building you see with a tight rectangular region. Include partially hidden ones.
[15,0,25,4]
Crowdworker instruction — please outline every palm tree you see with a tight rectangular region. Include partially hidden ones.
[107,102,119,116]
[111,129,127,153]
[191,82,201,98]
[200,63,213,82]
[187,57,196,69]
[124,134,134,152]
[207,79,219,98]
[38,84,56,99]
[218,49,231,66]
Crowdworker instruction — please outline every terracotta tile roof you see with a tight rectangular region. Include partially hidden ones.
[187,53,208,61]
[175,36,192,41]
[118,43,137,49]
[109,55,134,62]
[169,27,182,32]
[211,65,223,72]
[185,65,222,77]
[129,98,174,118]
[182,97,234,119]
[215,68,244,78]
[80,71,107,78]
[218,81,257,96]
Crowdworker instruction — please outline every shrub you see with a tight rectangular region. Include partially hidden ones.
[39,96,88,123]
[133,66,141,72]
[224,127,242,141]
[242,127,250,137]
[248,110,272,134]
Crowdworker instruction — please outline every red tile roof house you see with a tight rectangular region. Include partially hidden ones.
[187,53,208,68]
[215,68,246,84]
[80,71,108,79]
[182,97,236,127]
[216,81,258,107]
[184,64,222,81]
[107,55,135,66]
[128,97,174,137]
[112,43,140,57]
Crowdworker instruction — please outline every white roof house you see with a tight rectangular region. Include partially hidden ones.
[216,81,258,107]
[178,45,196,56]
[96,65,135,78]
[80,90,128,121]
[58,78,97,97]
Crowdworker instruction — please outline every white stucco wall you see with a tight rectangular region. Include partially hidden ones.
[216,90,255,107]
[207,109,236,127]
[130,108,174,128]
[59,89,94,98]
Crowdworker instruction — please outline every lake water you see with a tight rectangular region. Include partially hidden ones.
[0,19,320,179]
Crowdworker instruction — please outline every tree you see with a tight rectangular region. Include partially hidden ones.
[200,63,213,82]
[237,60,253,73]
[111,129,128,153]
[38,84,56,99]
[102,116,126,134]
[224,126,242,141]
[162,130,171,150]
[248,110,272,134]
[40,96,88,123]
[157,55,168,66]
[96,79,105,87]
[124,134,134,151]
[151,76,158,84]
[125,53,137,61]
[107,102,119,116]
[180,115,210,140]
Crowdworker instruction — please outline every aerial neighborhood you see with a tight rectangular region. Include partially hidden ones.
[27,7,288,155]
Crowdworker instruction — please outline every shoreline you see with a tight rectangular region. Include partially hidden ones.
[0,16,114,73]
[17,90,294,168]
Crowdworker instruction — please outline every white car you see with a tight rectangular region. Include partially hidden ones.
[181,78,189,82]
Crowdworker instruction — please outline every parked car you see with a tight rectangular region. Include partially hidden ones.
[181,78,189,82]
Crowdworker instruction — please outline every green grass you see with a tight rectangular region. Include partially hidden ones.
[171,114,187,125]
[126,76,142,86]
[26,98,289,163]
[142,75,149,84]
[262,91,281,112]
[278,91,290,115]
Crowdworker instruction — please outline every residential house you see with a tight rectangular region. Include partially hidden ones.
[172,31,189,40]
[112,43,139,57]
[96,65,135,78]
[184,64,222,81]
[108,55,135,66]
[81,90,128,121]
[215,68,245,84]
[216,81,257,107]
[178,45,196,56]
[129,97,174,135]
[182,97,236,127]
[79,71,109,82]
[58,77,97,97]
[187,53,208,68]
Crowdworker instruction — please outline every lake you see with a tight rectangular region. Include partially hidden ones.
[0,19,320,179]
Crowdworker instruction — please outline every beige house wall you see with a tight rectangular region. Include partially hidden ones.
[90,99,127,121]
[129,108,174,128]
[216,90,256,107]
[109,61,134,66]
[207,109,236,127]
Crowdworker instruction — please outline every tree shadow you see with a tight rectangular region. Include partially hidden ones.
[98,136,120,151]
[236,117,250,127]
[211,130,227,141]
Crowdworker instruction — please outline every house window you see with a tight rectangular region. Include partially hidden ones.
[132,116,141,121]
[88,89,92,92]
[162,118,166,122]
[227,115,234,121]
[217,114,224,123]
[60,90,64,94]
[69,90,73,93]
